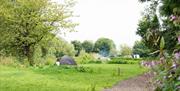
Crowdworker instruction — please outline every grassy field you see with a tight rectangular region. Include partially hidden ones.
[0,64,146,91]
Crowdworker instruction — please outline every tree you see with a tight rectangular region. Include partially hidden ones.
[138,0,180,90]
[71,40,82,56]
[159,0,180,53]
[94,38,116,57]
[0,0,77,66]
[50,37,75,58]
[137,0,180,54]
[136,0,161,52]
[119,44,132,57]
[82,40,94,53]
[132,40,151,57]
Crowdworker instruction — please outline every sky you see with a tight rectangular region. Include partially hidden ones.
[59,0,144,48]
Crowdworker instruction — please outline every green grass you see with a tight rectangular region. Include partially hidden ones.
[0,64,146,91]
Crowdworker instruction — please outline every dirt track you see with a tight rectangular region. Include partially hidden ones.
[103,73,154,91]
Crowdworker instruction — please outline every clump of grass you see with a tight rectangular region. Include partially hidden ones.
[87,83,96,91]
[76,66,94,73]
[117,67,121,76]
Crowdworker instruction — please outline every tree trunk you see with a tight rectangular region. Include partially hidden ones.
[25,45,35,66]
[28,52,34,66]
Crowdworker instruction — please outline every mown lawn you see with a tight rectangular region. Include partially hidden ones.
[0,64,146,91]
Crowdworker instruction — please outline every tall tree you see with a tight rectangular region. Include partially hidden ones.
[71,40,82,56]
[51,37,75,58]
[137,0,161,52]
[82,40,94,53]
[133,40,151,57]
[119,44,132,57]
[0,0,77,66]
[94,38,116,57]
[137,0,180,54]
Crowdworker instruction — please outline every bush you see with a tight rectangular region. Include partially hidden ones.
[44,56,56,65]
[0,56,28,67]
[75,50,97,64]
[152,59,180,91]
[0,56,17,66]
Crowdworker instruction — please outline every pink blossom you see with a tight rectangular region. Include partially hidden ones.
[178,35,180,43]
[175,52,180,59]
[170,15,176,21]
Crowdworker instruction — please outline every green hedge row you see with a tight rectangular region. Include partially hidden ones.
[107,57,141,64]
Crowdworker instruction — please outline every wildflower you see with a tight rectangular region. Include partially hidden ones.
[175,52,180,60]
[170,15,176,21]
[178,35,180,44]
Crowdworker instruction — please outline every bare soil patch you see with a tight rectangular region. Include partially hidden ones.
[103,73,154,91]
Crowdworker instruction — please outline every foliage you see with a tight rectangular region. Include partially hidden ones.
[0,64,146,91]
[138,0,180,90]
[94,38,116,57]
[82,40,94,53]
[153,62,180,91]
[137,0,180,54]
[24,37,75,66]
[133,40,151,57]
[71,40,82,56]
[75,50,96,64]
[0,56,21,67]
[109,47,118,57]
[52,37,75,58]
[160,0,180,53]
[153,37,180,91]
[107,57,140,64]
[137,16,161,52]
[119,44,132,57]
[0,0,77,66]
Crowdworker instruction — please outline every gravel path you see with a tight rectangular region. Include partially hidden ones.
[103,73,154,91]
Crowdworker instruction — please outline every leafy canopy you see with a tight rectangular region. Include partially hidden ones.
[0,0,77,65]
[94,38,116,57]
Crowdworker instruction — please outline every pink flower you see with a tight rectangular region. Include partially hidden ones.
[170,15,176,21]
[175,52,180,59]
[178,35,180,43]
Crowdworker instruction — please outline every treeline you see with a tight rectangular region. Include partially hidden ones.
[71,38,116,57]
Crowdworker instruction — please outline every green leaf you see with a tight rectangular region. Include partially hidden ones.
[160,37,165,50]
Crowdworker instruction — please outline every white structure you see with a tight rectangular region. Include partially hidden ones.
[55,61,60,66]
[133,54,140,58]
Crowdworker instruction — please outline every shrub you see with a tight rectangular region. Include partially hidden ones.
[44,56,56,65]
[0,56,28,67]
[75,50,97,64]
